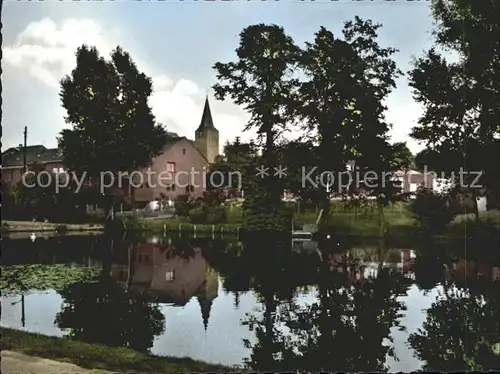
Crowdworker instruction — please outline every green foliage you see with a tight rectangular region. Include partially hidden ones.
[408,0,500,216]
[0,264,99,294]
[213,24,300,151]
[207,137,258,199]
[213,24,299,231]
[408,286,500,371]
[174,194,198,217]
[391,142,415,170]
[59,45,166,215]
[278,140,321,205]
[206,205,227,224]
[226,203,244,224]
[409,187,455,234]
[55,276,165,352]
[283,18,401,230]
[174,192,228,225]
[188,207,207,224]
[3,171,95,223]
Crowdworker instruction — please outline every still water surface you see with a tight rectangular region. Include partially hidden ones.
[1,234,499,371]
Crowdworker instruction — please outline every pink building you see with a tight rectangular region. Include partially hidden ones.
[111,242,219,330]
[118,97,220,205]
[2,146,64,188]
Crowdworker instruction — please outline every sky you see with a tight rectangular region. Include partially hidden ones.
[2,0,437,155]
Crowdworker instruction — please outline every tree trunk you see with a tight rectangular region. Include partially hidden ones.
[130,186,137,219]
[126,243,137,293]
[471,190,480,221]
[104,192,115,221]
[320,194,330,229]
[103,238,113,277]
[378,202,386,237]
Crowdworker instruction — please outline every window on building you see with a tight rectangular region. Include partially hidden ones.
[185,185,195,193]
[137,254,150,262]
[182,148,186,155]
[167,184,176,191]
[166,162,176,173]
[165,270,175,281]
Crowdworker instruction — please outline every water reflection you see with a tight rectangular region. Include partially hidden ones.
[110,241,218,330]
[1,234,499,371]
[55,273,165,352]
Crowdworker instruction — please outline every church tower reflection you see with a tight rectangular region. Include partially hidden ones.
[111,241,219,329]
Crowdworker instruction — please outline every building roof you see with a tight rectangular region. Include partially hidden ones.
[2,145,63,169]
[394,169,423,177]
[196,96,217,133]
[1,126,208,170]
[161,135,208,162]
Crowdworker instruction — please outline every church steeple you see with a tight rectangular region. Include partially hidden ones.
[196,95,215,132]
[197,295,213,331]
[194,95,219,163]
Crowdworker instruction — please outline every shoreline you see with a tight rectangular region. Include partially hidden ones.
[1,220,104,233]
[2,212,498,240]
[0,328,236,373]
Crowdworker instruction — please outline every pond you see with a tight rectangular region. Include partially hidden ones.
[1,233,499,371]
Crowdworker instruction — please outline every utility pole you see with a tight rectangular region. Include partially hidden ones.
[21,295,25,327]
[23,126,27,173]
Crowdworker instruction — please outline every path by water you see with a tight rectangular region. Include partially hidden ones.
[1,351,113,374]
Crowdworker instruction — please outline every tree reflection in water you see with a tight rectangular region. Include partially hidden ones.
[54,239,165,353]
[408,254,500,371]
[238,237,412,372]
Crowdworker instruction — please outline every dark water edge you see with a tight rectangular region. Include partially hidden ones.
[1,233,499,372]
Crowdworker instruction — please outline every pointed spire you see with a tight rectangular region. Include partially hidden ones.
[196,95,215,132]
[197,295,213,331]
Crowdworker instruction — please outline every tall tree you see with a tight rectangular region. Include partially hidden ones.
[430,0,500,139]
[213,25,300,231]
[408,0,500,219]
[207,137,259,199]
[278,140,322,208]
[296,18,400,229]
[59,45,166,220]
[391,142,414,170]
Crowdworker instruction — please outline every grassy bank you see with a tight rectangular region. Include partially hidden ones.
[1,221,104,233]
[5,203,497,240]
[137,218,242,234]
[0,328,235,373]
[3,231,104,239]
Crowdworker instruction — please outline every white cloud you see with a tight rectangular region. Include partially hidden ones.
[4,17,420,156]
[4,18,114,87]
[3,17,249,151]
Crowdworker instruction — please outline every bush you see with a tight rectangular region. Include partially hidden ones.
[188,207,207,224]
[410,187,455,234]
[206,205,227,224]
[226,204,243,224]
[174,194,198,217]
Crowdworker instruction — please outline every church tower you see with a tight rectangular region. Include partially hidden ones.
[195,96,219,163]
[197,266,219,331]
